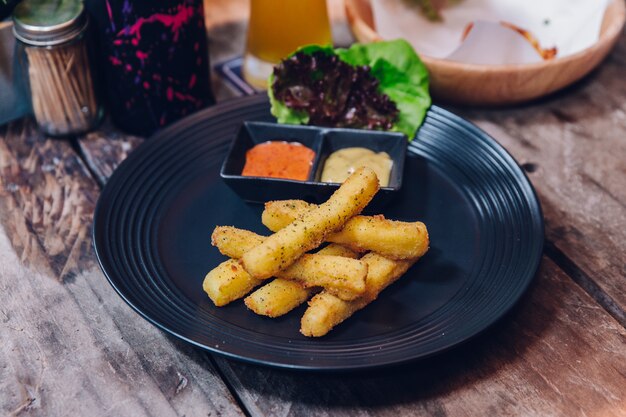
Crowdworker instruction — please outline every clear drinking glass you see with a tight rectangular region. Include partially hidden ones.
[243,0,332,89]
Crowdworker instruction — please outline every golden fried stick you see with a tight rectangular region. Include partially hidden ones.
[263,200,429,260]
[300,253,417,337]
[307,243,359,259]
[211,227,264,258]
[280,254,366,300]
[202,259,263,307]
[211,226,366,300]
[244,247,358,318]
[211,226,262,259]
[244,244,359,317]
[260,199,313,232]
[240,167,379,279]
[245,279,314,318]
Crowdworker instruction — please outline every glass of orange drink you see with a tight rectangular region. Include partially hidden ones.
[243,0,332,89]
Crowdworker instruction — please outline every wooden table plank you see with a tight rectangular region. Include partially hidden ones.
[71,93,626,415]
[0,118,98,281]
[57,2,626,416]
[458,32,626,322]
[213,258,626,417]
[0,233,244,417]
[75,120,144,187]
[0,120,245,417]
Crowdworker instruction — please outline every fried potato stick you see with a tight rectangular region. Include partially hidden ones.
[203,227,264,306]
[244,244,359,317]
[263,200,429,260]
[261,199,314,232]
[300,253,417,337]
[281,254,366,300]
[211,227,264,258]
[211,226,262,259]
[245,279,314,318]
[202,259,264,307]
[240,167,379,279]
[308,243,359,259]
[210,227,367,300]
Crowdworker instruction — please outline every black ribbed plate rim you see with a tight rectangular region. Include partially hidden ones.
[93,94,544,371]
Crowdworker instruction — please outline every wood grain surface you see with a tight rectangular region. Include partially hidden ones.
[0,119,98,281]
[214,258,626,417]
[2,1,625,416]
[0,231,244,417]
[76,120,144,187]
[459,35,626,323]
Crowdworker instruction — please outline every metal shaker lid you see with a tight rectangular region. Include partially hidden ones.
[12,0,87,46]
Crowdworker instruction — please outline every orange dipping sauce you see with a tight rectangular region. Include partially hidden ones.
[242,141,316,181]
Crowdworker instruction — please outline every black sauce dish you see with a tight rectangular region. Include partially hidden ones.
[220,121,407,209]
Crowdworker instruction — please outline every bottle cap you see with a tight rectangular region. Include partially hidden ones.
[12,0,87,46]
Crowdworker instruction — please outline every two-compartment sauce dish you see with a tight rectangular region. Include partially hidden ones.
[220,121,407,207]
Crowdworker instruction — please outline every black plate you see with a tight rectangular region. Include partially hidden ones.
[93,94,544,371]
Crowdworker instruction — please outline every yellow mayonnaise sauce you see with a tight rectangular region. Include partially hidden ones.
[321,147,392,186]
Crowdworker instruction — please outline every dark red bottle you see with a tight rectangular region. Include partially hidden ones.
[86,0,215,136]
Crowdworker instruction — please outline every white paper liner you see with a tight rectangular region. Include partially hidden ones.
[371,0,609,64]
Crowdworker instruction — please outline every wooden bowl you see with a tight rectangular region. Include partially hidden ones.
[345,0,626,105]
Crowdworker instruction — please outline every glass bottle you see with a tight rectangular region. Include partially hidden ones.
[85,0,215,136]
[13,0,103,136]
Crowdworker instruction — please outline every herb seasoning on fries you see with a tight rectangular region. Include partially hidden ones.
[203,167,430,337]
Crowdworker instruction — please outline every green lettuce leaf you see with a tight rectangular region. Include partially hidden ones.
[267,73,309,125]
[268,40,431,140]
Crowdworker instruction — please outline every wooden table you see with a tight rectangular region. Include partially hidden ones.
[1,1,625,416]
